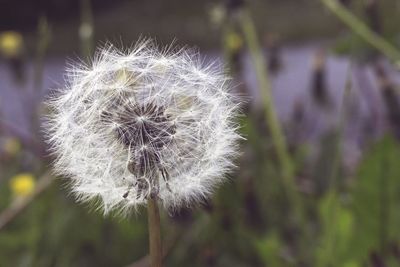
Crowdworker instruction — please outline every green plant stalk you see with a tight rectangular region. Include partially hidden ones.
[0,171,54,231]
[148,198,162,267]
[331,66,352,189]
[80,0,94,58]
[33,16,50,93]
[319,67,352,267]
[237,10,303,221]
[31,16,51,136]
[221,22,233,71]
[320,0,400,65]
[379,141,389,254]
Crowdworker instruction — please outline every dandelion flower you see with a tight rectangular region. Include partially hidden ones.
[0,31,23,58]
[45,40,241,214]
[9,173,35,197]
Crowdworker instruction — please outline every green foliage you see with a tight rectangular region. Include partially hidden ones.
[255,231,286,267]
[349,135,400,264]
[315,136,400,267]
[316,191,355,267]
[0,181,148,267]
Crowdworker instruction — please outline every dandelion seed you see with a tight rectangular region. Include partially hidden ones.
[44,39,241,214]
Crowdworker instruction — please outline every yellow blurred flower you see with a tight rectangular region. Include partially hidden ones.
[3,137,21,156]
[9,173,35,197]
[0,31,23,57]
[226,32,243,53]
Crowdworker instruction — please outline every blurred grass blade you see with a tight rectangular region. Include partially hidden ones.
[80,0,94,58]
[0,171,54,231]
[237,9,303,221]
[315,67,353,267]
[320,0,400,66]
[33,16,51,93]
[350,136,400,263]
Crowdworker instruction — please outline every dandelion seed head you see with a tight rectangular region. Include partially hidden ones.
[44,39,241,215]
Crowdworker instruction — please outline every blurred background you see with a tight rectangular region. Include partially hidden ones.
[1,0,400,266]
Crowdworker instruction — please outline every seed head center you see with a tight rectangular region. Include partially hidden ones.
[101,102,176,177]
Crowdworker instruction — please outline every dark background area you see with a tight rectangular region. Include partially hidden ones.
[0,0,347,54]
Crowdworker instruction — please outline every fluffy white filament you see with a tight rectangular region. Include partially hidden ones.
[45,40,241,214]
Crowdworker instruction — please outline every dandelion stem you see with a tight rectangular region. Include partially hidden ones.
[320,0,400,65]
[237,9,303,221]
[147,198,162,267]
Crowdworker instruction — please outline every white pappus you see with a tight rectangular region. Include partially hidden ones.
[44,39,242,215]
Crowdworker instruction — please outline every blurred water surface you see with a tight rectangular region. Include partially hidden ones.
[0,42,396,160]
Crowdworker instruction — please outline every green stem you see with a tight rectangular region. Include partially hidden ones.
[320,0,400,65]
[320,67,352,267]
[80,0,94,58]
[32,16,50,136]
[379,141,389,254]
[148,198,162,267]
[33,16,50,93]
[237,10,303,221]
